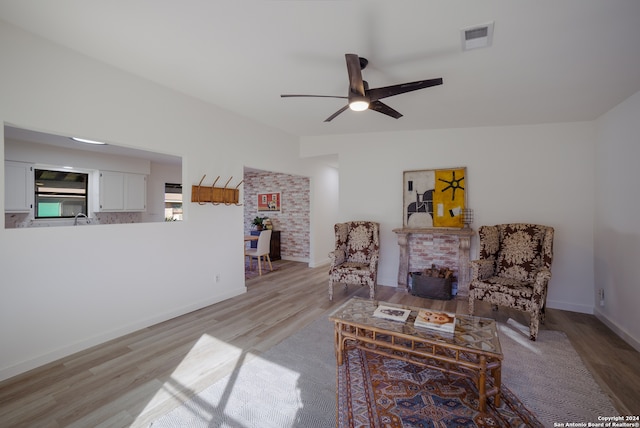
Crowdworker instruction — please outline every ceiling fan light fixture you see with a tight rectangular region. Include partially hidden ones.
[281,52,443,122]
[349,94,370,112]
[349,100,369,111]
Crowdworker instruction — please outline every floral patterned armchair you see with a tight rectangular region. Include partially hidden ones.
[469,223,554,341]
[328,221,380,300]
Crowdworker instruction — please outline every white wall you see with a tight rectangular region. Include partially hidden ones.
[308,158,339,267]
[302,122,597,314]
[594,89,640,351]
[143,162,183,223]
[0,20,336,380]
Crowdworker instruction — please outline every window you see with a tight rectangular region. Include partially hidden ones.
[165,183,183,221]
[34,169,88,218]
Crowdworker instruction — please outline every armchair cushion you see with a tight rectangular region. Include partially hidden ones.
[496,224,547,282]
[344,222,379,264]
[474,276,534,299]
[337,261,369,270]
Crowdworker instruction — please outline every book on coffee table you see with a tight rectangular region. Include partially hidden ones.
[414,309,456,333]
[373,305,411,322]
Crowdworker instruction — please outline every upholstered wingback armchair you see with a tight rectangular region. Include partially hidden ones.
[328,221,380,300]
[468,223,554,341]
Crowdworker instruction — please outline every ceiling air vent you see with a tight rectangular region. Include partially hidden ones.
[461,21,494,51]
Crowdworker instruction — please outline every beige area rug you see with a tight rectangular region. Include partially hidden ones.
[499,318,618,426]
[151,315,618,427]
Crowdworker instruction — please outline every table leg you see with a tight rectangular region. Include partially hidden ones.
[493,363,502,407]
[334,322,344,366]
[478,355,487,412]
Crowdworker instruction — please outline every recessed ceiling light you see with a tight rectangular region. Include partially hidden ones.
[71,137,107,145]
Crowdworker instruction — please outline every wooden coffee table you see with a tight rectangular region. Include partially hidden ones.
[329,297,503,412]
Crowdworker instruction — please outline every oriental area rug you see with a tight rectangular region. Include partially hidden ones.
[338,347,542,428]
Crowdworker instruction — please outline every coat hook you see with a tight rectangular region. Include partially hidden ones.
[234,179,244,205]
[197,174,207,205]
[192,174,242,205]
[210,176,221,205]
[223,176,234,205]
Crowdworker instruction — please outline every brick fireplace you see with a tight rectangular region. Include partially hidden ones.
[392,227,475,297]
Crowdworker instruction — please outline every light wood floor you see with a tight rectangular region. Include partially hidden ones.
[1,260,638,427]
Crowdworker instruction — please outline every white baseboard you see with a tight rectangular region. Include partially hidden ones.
[546,298,593,314]
[281,256,309,264]
[594,308,640,353]
[0,287,246,383]
[308,257,330,268]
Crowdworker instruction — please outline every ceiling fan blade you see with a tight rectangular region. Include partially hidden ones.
[281,94,347,99]
[369,100,403,119]
[324,105,349,122]
[345,54,365,96]
[367,78,443,101]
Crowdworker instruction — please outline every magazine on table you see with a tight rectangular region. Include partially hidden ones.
[414,309,456,333]
[373,305,411,322]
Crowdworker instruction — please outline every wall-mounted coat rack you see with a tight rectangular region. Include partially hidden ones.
[191,174,243,205]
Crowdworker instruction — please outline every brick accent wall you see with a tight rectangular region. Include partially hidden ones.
[408,233,461,277]
[243,170,310,260]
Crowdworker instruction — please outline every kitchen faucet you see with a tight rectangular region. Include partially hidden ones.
[74,212,89,225]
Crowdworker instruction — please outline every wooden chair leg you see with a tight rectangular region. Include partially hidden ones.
[529,311,540,341]
[266,254,273,271]
[257,256,263,276]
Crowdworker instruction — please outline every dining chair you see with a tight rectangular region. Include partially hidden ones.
[245,229,273,276]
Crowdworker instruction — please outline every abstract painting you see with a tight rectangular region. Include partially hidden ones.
[403,168,466,228]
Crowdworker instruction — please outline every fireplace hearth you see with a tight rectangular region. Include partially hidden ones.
[393,227,474,297]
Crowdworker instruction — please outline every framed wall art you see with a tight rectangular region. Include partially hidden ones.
[403,168,466,228]
[257,192,281,212]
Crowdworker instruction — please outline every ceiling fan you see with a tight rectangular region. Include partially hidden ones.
[281,53,443,122]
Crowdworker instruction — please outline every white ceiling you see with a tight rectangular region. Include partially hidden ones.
[4,125,182,165]
[1,0,639,138]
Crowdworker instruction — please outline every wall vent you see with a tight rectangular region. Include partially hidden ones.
[461,21,494,51]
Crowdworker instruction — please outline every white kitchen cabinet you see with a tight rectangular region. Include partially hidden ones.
[98,171,146,212]
[124,173,146,211]
[4,161,34,212]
